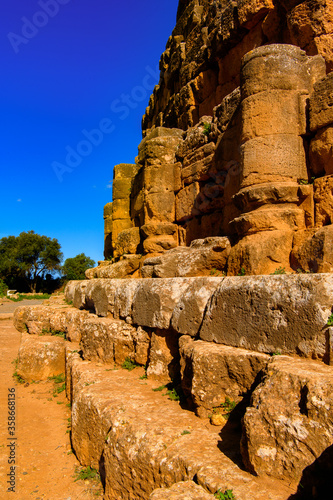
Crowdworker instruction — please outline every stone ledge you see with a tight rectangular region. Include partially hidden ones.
[69,356,297,500]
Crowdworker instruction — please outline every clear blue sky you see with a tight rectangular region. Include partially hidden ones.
[0,0,179,266]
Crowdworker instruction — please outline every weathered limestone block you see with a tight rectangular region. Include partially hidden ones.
[227,230,294,275]
[310,71,333,132]
[179,336,269,418]
[241,356,333,481]
[17,334,66,382]
[309,125,333,175]
[142,238,230,279]
[144,162,175,193]
[241,90,306,141]
[79,316,140,366]
[291,225,333,272]
[13,303,89,343]
[138,131,183,167]
[213,87,241,133]
[146,329,180,383]
[111,198,130,220]
[232,205,306,235]
[288,0,333,68]
[240,135,307,188]
[149,481,214,499]
[314,174,333,226]
[70,358,293,500]
[241,44,325,98]
[238,0,275,29]
[66,278,142,318]
[144,190,176,223]
[233,182,309,210]
[181,153,215,184]
[113,227,141,258]
[86,256,141,280]
[132,278,194,329]
[200,274,333,359]
[175,182,200,221]
[171,277,224,336]
[113,279,141,320]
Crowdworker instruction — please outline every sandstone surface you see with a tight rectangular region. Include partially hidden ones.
[241,356,333,481]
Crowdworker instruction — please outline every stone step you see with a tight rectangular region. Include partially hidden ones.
[68,354,297,500]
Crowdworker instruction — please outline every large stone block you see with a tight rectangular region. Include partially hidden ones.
[144,190,175,223]
[241,356,333,481]
[237,0,274,29]
[144,163,175,193]
[240,135,307,188]
[112,178,133,200]
[112,198,130,220]
[138,136,181,166]
[146,329,180,383]
[79,316,140,366]
[288,0,333,58]
[200,273,333,360]
[309,125,333,175]
[149,481,213,499]
[17,334,66,382]
[232,205,306,235]
[179,336,269,418]
[291,225,333,272]
[142,238,230,280]
[132,278,194,329]
[175,183,200,221]
[227,230,294,275]
[310,72,333,132]
[314,174,333,226]
[241,90,306,141]
[241,44,324,98]
[171,276,224,335]
[114,227,141,258]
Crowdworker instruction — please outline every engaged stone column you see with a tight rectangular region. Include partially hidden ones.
[137,127,183,253]
[232,45,326,236]
[110,163,140,258]
[228,45,325,275]
[103,202,113,259]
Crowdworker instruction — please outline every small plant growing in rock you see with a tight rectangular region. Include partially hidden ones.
[164,388,180,401]
[74,465,100,482]
[121,357,139,371]
[270,266,286,275]
[152,385,166,392]
[41,328,66,339]
[327,313,333,326]
[237,267,245,276]
[212,397,236,420]
[214,489,236,499]
[181,430,191,435]
[13,371,25,384]
[202,122,212,136]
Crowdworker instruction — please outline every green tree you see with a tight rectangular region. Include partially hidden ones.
[62,253,95,281]
[0,231,63,293]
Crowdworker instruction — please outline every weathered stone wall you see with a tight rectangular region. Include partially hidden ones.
[101,0,333,275]
[13,275,333,494]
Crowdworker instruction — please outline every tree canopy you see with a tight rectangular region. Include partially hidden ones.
[62,253,95,281]
[0,231,63,293]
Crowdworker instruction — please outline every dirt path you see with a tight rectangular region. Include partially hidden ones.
[0,316,103,500]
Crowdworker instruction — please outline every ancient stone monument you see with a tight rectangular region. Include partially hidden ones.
[13,1,333,498]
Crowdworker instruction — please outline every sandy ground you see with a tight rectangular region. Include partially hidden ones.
[0,314,104,500]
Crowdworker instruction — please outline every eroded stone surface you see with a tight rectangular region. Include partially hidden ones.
[149,480,214,499]
[200,274,333,359]
[17,334,66,382]
[241,356,333,481]
[70,357,297,500]
[179,336,269,417]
